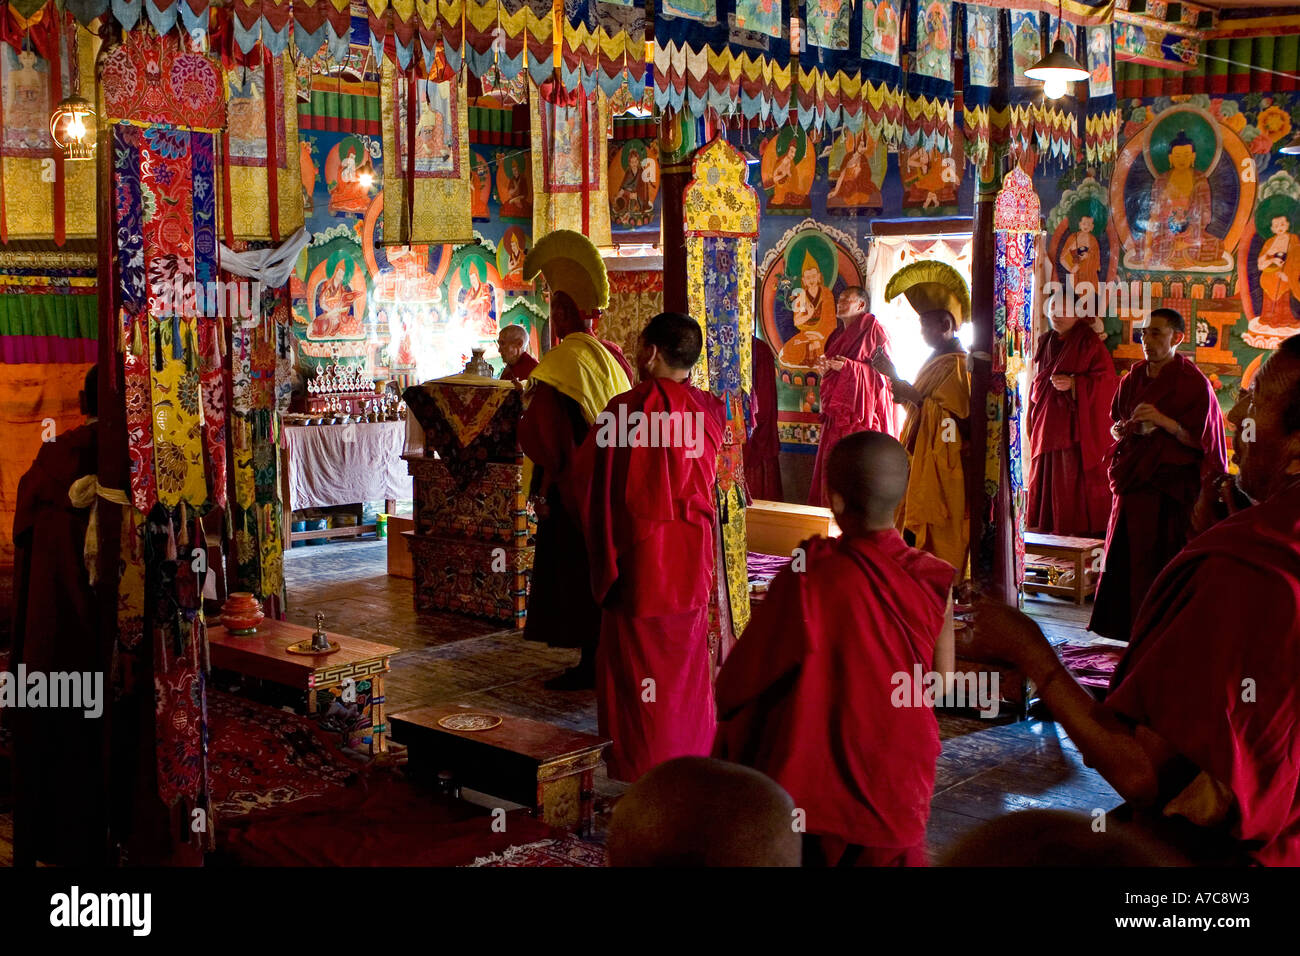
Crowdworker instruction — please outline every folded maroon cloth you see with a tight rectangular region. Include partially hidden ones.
[1057,642,1123,689]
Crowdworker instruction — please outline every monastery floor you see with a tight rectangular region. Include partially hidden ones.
[0,537,1121,866]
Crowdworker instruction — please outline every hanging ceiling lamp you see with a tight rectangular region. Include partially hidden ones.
[1024,2,1089,100]
[50,92,96,161]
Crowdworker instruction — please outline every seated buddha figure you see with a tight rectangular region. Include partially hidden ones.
[1140,132,1223,269]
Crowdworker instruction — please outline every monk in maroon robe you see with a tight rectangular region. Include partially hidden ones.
[572,313,724,781]
[745,335,784,501]
[496,323,538,382]
[716,431,955,866]
[547,290,635,381]
[1027,305,1119,535]
[974,335,1300,865]
[9,366,109,866]
[518,296,630,690]
[1090,309,1226,641]
[809,287,896,506]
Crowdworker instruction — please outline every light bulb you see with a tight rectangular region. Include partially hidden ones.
[1043,75,1067,100]
[67,115,86,139]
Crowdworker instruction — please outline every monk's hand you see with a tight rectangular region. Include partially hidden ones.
[1131,402,1174,432]
[1050,374,1074,392]
[871,353,897,379]
[827,356,847,371]
[970,599,1055,676]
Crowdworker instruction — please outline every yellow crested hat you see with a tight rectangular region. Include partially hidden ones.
[884,260,971,327]
[521,229,609,314]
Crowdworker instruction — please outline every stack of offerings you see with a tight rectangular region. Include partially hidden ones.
[402,372,536,625]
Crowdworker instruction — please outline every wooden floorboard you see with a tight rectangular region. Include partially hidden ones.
[0,540,1122,866]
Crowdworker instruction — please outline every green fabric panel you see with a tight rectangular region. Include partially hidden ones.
[0,294,98,340]
[1230,38,1254,77]
[1207,39,1230,78]
[1256,37,1276,77]
[1277,35,1299,77]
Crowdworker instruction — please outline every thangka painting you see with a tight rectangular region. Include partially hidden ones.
[1087,26,1114,98]
[759,223,867,371]
[543,96,602,191]
[1010,11,1041,89]
[913,1,953,83]
[1,41,71,154]
[901,147,961,215]
[394,78,461,178]
[471,149,492,219]
[1045,176,1112,336]
[448,247,503,339]
[660,0,717,24]
[1243,172,1300,345]
[807,0,852,52]
[496,148,532,221]
[226,60,285,167]
[301,242,368,341]
[609,138,661,229]
[320,133,380,217]
[826,128,885,212]
[734,0,782,39]
[497,226,532,291]
[1110,105,1254,274]
[861,0,901,67]
[966,6,999,89]
[1047,16,1079,62]
[759,126,815,214]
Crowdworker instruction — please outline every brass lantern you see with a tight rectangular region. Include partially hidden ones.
[50,94,96,161]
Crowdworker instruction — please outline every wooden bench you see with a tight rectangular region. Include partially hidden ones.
[1023,532,1105,606]
[390,703,611,835]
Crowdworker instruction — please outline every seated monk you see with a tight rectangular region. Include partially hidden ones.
[715,431,956,867]
[10,366,108,866]
[606,756,801,867]
[518,296,630,690]
[1089,308,1226,642]
[571,313,724,781]
[973,334,1300,865]
[496,324,538,383]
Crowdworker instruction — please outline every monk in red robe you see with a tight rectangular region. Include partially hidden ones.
[9,366,109,866]
[518,296,630,690]
[716,431,955,866]
[1027,302,1119,535]
[1089,309,1226,641]
[973,334,1300,865]
[572,312,724,781]
[808,287,897,506]
[547,290,635,381]
[496,324,538,382]
[745,335,784,501]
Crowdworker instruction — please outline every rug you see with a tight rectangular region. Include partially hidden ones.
[1057,642,1124,692]
[465,835,609,867]
[206,690,361,818]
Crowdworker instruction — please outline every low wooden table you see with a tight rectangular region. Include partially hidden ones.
[390,703,610,835]
[209,619,400,754]
[1023,532,1105,606]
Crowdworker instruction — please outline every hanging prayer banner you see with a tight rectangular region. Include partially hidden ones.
[1084,24,1117,164]
[860,0,901,67]
[660,0,717,24]
[806,0,852,52]
[912,0,954,83]
[1086,24,1114,99]
[1008,10,1041,89]
[734,0,782,39]
[758,124,815,214]
[223,51,305,241]
[608,137,660,231]
[0,23,97,242]
[380,62,473,245]
[530,81,611,246]
[965,6,999,90]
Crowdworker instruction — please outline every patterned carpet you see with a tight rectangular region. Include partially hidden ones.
[207,690,361,818]
[465,834,608,867]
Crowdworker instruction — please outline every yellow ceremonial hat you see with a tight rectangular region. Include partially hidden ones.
[884,260,971,327]
[521,229,609,314]
[801,250,819,274]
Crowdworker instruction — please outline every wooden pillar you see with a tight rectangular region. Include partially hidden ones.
[658,111,697,314]
[967,152,1013,604]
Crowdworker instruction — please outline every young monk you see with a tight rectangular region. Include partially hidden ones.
[571,312,724,781]
[518,293,630,689]
[973,335,1300,865]
[1026,299,1119,536]
[606,757,802,867]
[1089,307,1226,641]
[714,430,956,866]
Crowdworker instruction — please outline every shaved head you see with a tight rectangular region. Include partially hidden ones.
[607,757,801,867]
[499,324,527,347]
[827,430,910,530]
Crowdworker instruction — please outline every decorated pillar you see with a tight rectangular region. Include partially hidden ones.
[658,111,703,314]
[683,138,758,664]
[991,167,1041,605]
